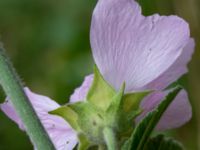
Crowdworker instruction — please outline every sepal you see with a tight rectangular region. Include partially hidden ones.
[77,133,91,150]
[86,65,116,111]
[50,105,80,131]
[51,66,153,149]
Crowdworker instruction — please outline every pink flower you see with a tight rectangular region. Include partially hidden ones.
[1,0,194,149]
[71,0,194,130]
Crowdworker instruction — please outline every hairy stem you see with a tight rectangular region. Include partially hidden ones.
[0,46,55,150]
[103,127,118,150]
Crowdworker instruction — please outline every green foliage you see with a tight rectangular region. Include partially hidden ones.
[143,134,183,150]
[122,86,182,150]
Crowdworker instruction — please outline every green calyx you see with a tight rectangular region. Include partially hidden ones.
[50,66,150,149]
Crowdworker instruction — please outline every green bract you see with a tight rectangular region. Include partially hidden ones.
[50,66,149,149]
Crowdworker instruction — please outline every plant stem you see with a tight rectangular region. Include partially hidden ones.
[0,46,55,150]
[103,127,117,150]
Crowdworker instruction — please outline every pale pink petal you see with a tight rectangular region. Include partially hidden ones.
[90,0,190,92]
[0,100,24,130]
[0,88,77,150]
[70,74,93,103]
[135,89,192,130]
[68,0,193,131]
[144,38,195,90]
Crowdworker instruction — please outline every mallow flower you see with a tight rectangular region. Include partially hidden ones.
[0,0,194,149]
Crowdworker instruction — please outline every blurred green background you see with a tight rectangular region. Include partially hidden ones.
[0,0,199,149]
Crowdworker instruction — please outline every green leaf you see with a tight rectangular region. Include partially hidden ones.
[124,86,182,150]
[121,111,155,150]
[86,65,116,111]
[78,133,91,150]
[49,106,80,131]
[144,134,184,150]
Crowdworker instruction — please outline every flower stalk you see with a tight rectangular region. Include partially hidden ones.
[0,46,55,150]
[103,127,117,150]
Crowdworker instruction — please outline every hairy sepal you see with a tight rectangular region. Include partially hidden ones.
[51,66,151,149]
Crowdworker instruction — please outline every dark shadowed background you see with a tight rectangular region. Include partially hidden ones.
[0,0,199,149]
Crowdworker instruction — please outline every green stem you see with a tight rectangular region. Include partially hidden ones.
[103,127,117,150]
[0,46,55,150]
